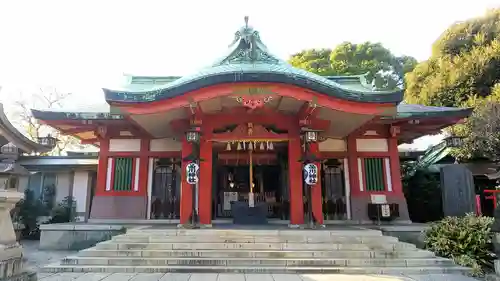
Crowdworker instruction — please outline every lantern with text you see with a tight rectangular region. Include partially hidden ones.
[301,127,320,143]
[186,162,199,184]
[185,128,200,144]
[445,136,463,148]
[37,134,58,149]
[304,163,318,185]
[0,143,18,155]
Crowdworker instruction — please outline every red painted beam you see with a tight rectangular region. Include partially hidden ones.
[62,126,96,134]
[107,151,180,157]
[185,102,203,119]
[113,83,394,116]
[297,102,320,121]
[39,119,129,126]
[81,138,99,145]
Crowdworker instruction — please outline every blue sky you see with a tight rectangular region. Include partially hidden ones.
[0,0,498,150]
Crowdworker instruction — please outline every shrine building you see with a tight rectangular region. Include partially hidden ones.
[31,20,472,226]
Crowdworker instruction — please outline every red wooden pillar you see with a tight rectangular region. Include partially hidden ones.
[180,138,193,224]
[95,138,109,196]
[288,135,304,225]
[139,139,150,218]
[309,142,324,224]
[199,137,213,225]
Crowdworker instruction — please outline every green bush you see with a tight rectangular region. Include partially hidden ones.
[424,213,495,276]
[46,196,76,224]
[17,189,44,239]
[403,169,443,222]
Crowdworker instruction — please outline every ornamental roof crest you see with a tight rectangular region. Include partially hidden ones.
[214,16,282,65]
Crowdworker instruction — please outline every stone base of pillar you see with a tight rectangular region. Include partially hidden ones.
[0,191,36,281]
[0,245,36,281]
[177,224,199,229]
[297,224,326,229]
[486,274,500,281]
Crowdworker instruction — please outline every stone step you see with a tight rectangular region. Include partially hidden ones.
[95,241,417,251]
[60,256,454,267]
[126,229,384,237]
[112,235,399,244]
[79,249,436,259]
[40,264,471,275]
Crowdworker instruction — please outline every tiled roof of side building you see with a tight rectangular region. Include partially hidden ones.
[389,103,473,119]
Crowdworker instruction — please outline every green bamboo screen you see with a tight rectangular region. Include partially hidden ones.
[113,158,134,191]
[363,158,385,191]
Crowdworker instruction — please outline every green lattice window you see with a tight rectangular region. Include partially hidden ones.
[363,158,385,191]
[113,158,134,191]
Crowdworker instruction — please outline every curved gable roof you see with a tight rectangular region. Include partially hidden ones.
[104,19,404,105]
[0,104,51,153]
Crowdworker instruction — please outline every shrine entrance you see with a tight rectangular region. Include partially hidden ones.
[210,121,291,224]
[214,140,289,221]
[149,158,181,220]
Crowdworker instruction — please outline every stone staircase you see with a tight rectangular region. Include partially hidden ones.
[42,227,470,275]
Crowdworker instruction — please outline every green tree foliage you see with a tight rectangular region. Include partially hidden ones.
[405,9,500,161]
[289,42,417,89]
[16,189,44,239]
[405,9,500,107]
[453,86,500,161]
[47,196,76,224]
[11,86,86,156]
[425,214,494,276]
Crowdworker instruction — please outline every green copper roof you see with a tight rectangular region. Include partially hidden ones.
[31,103,124,121]
[388,103,473,120]
[104,17,404,104]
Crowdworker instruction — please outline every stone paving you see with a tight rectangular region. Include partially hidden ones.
[21,241,480,281]
[33,273,481,281]
[21,240,77,272]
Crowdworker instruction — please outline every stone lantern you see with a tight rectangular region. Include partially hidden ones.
[0,147,36,280]
[0,188,36,280]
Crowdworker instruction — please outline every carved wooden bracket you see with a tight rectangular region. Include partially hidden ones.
[236,96,273,110]
[96,126,107,138]
[390,126,400,137]
[190,119,202,126]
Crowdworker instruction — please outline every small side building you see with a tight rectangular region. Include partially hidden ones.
[16,153,98,222]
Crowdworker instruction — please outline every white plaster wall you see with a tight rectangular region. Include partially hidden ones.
[109,139,141,152]
[357,158,364,191]
[17,176,28,192]
[0,176,8,190]
[319,138,346,152]
[105,158,113,191]
[356,139,388,152]
[55,172,71,202]
[150,138,181,151]
[72,171,90,217]
[134,158,140,192]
